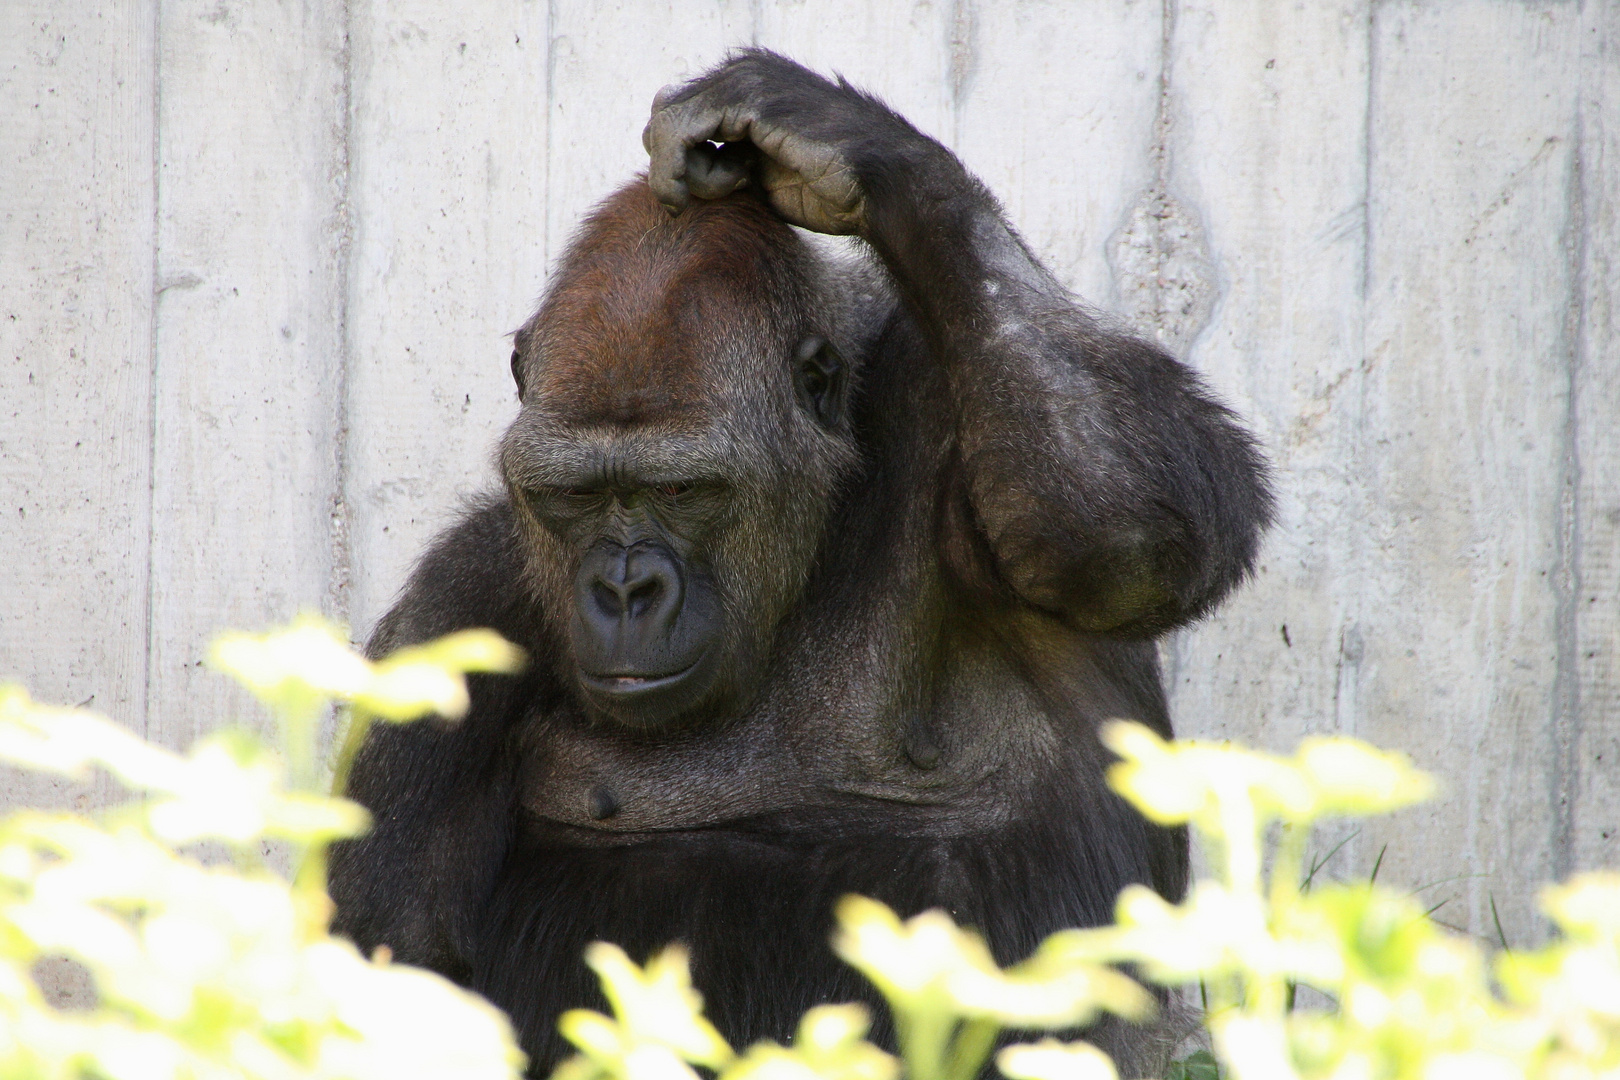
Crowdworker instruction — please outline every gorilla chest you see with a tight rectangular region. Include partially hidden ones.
[513,639,1070,839]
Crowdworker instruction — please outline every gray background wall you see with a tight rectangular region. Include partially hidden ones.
[2,0,1616,948]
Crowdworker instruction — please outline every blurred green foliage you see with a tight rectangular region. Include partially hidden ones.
[1,619,1616,1080]
[0,617,526,1080]
[547,725,1620,1080]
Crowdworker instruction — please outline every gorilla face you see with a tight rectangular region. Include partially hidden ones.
[498,189,857,729]
[508,431,745,727]
[543,483,727,705]
[503,393,850,729]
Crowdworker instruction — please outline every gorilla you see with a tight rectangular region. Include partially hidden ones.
[331,50,1272,1076]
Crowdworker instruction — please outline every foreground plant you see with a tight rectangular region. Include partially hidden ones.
[5,621,1618,1080]
[0,616,526,1080]
[1074,723,1620,1080]
[556,725,1620,1080]
[547,900,1145,1080]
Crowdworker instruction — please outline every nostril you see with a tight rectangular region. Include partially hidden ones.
[582,544,681,624]
[624,576,662,618]
[591,578,626,616]
[591,569,665,618]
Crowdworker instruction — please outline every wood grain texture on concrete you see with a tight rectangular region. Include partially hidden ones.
[345,0,548,632]
[1,2,157,810]
[0,0,1614,948]
[1354,0,1584,940]
[1153,0,1377,893]
[1573,0,1620,882]
[146,0,350,750]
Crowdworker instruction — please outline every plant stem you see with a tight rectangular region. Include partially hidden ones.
[292,842,334,941]
[944,1019,1001,1080]
[1271,823,1308,918]
[329,705,375,798]
[895,1009,955,1080]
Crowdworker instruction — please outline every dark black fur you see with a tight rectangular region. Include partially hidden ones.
[331,51,1271,1078]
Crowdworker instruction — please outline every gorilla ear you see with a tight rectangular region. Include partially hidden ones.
[792,336,845,429]
[511,348,527,403]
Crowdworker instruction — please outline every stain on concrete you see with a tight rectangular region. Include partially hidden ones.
[1106,186,1217,356]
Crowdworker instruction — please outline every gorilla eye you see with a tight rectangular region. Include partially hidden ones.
[659,483,690,498]
[525,486,603,517]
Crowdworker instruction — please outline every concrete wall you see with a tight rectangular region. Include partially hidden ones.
[2,0,1615,947]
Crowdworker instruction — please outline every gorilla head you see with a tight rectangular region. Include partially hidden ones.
[499,184,858,728]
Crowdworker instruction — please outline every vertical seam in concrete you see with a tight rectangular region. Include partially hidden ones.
[1148,0,1180,694]
[947,0,975,150]
[1156,0,1174,191]
[1361,4,1377,320]
[1551,10,1590,884]
[543,0,557,275]
[1342,1,1378,749]
[330,0,355,629]
[142,0,164,740]
[1153,0,1177,333]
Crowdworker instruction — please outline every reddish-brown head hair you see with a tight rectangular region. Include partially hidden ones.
[514,179,810,431]
[499,179,861,719]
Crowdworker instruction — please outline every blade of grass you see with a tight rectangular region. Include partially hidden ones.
[1490,894,1510,952]
[1301,828,1361,892]
[1410,872,1488,893]
[1369,843,1387,884]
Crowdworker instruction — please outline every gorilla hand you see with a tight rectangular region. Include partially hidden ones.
[642,50,947,236]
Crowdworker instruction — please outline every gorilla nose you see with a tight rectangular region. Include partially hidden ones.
[571,538,716,702]
[586,544,682,625]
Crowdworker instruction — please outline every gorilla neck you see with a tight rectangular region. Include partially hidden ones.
[517,612,1154,840]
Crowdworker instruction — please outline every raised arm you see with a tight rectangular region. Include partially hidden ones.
[643,50,1273,635]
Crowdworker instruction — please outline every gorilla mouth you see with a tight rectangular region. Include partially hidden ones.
[579,662,700,696]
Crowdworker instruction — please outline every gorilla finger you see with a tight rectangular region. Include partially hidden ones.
[648,173,691,216]
[642,84,688,154]
[685,142,755,201]
[644,112,701,214]
[651,83,685,112]
[710,104,756,146]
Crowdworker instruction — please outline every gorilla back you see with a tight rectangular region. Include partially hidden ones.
[330,51,1272,1076]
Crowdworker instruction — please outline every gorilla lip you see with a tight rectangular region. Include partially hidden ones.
[579,662,699,696]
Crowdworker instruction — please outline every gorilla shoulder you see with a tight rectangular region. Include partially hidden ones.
[366,496,547,661]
